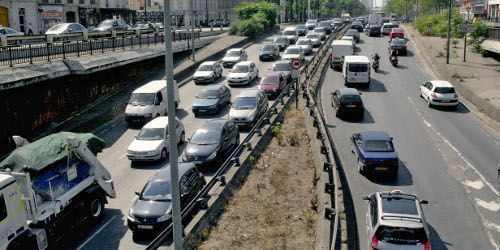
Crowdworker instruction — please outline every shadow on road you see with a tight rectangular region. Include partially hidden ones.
[374,69,389,75]
[361,78,387,93]
[429,223,451,250]
[432,102,470,114]
[342,109,375,124]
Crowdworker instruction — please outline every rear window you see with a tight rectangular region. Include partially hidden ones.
[381,196,419,215]
[340,95,361,104]
[434,87,455,93]
[348,64,368,72]
[375,226,428,245]
[363,140,394,152]
[370,27,380,31]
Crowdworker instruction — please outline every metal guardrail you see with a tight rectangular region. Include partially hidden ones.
[0,30,200,67]
[145,25,348,250]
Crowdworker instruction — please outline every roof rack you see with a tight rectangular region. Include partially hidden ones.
[381,215,422,223]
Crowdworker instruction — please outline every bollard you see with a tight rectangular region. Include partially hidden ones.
[82,31,88,41]
[46,35,53,44]
[0,36,8,48]
[210,24,213,32]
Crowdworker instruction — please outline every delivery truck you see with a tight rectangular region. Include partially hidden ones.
[0,132,116,250]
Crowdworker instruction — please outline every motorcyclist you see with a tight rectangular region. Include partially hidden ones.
[372,53,380,61]
[390,49,398,62]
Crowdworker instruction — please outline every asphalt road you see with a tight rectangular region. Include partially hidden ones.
[319,33,500,249]
[61,32,326,249]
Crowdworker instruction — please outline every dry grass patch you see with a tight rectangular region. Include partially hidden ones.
[198,107,317,250]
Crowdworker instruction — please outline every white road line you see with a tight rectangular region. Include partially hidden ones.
[475,198,500,212]
[119,154,127,159]
[463,179,485,190]
[76,215,117,250]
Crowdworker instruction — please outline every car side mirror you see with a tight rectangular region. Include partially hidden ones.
[420,200,429,204]
[390,137,393,140]
[135,191,140,196]
[362,196,370,201]
[155,100,161,106]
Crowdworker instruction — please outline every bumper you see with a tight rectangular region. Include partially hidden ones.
[430,99,459,106]
[227,79,250,85]
[361,163,398,176]
[222,62,237,68]
[127,152,161,161]
[193,106,219,115]
[259,54,275,60]
[193,77,214,83]
[125,115,151,124]
[231,119,255,128]
[127,218,169,232]
[346,77,370,85]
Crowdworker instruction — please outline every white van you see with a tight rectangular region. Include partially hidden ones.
[343,56,371,88]
[125,80,180,124]
[329,40,354,70]
[282,27,298,44]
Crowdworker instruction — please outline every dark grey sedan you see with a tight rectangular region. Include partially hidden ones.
[183,119,239,167]
[192,84,231,116]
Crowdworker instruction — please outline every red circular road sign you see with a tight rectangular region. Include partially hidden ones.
[291,58,302,70]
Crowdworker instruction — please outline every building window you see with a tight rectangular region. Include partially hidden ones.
[55,0,61,3]
[79,0,85,4]
[90,0,95,3]
[41,0,48,3]
[67,0,73,3]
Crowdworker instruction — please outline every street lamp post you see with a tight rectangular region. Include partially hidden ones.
[162,0,183,248]
[446,0,452,64]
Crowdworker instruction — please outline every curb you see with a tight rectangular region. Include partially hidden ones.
[405,25,500,122]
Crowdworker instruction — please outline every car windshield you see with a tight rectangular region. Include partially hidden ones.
[197,64,213,71]
[340,95,361,103]
[232,65,249,73]
[391,40,406,46]
[197,89,219,99]
[48,24,68,32]
[137,128,165,140]
[233,97,257,109]
[349,64,368,72]
[226,51,240,57]
[346,30,357,36]
[297,25,305,29]
[371,27,380,31]
[319,22,329,27]
[273,63,290,71]
[363,140,394,152]
[274,37,287,43]
[434,87,455,93]
[141,180,172,201]
[306,21,316,24]
[314,28,324,33]
[260,76,279,85]
[306,34,318,39]
[99,20,115,28]
[190,128,220,144]
[285,48,299,54]
[284,30,295,35]
[261,45,275,51]
[128,93,155,105]
[296,40,309,45]
[375,226,428,245]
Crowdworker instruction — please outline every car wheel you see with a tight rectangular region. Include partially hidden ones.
[160,148,168,160]
[390,170,398,181]
[178,132,185,145]
[358,159,364,174]
[427,97,433,108]
[88,194,105,223]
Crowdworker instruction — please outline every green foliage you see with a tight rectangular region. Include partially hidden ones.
[413,10,464,38]
[385,0,452,16]
[329,0,367,18]
[230,1,277,37]
[271,124,284,146]
[470,22,488,39]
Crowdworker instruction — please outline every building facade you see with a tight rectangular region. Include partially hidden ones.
[0,0,39,33]
[488,0,499,21]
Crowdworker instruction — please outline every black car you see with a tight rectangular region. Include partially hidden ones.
[350,21,364,32]
[389,38,407,55]
[192,84,231,116]
[366,26,381,37]
[318,21,333,35]
[183,119,239,166]
[127,162,206,233]
[259,44,280,61]
[331,88,364,119]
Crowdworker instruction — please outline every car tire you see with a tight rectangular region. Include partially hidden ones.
[178,132,185,145]
[160,148,168,160]
[427,97,433,108]
[88,194,105,223]
[358,159,364,174]
[390,170,398,181]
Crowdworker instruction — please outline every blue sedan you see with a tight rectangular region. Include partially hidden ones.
[351,131,398,180]
[192,84,231,116]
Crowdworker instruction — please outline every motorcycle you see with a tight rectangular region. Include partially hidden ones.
[372,59,380,72]
[390,56,398,67]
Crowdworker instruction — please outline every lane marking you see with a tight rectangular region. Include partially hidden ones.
[76,215,117,250]
[484,220,500,234]
[119,154,126,159]
[475,198,500,212]
[463,179,485,190]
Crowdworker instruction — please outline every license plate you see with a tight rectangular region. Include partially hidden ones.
[442,100,450,103]
[375,167,388,171]
[138,225,153,229]
[199,110,206,112]
[349,79,357,82]
[194,161,202,164]
[346,105,356,108]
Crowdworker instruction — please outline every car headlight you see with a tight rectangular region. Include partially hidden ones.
[157,212,171,222]
[144,113,152,118]
[147,150,157,155]
[207,151,218,160]
[209,104,217,109]
[181,153,188,162]
[248,113,255,121]
[127,150,133,155]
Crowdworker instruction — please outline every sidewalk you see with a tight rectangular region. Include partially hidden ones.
[404,24,500,122]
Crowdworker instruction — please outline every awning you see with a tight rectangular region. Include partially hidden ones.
[488,0,500,5]
[482,39,500,54]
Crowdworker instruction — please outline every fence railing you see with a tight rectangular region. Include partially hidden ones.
[0,30,200,67]
[145,24,348,250]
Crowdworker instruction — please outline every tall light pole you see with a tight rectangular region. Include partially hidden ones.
[163,0,183,248]
[416,0,419,18]
[191,0,195,61]
[308,0,311,19]
[446,0,452,64]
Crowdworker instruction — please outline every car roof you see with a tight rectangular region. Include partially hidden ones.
[346,29,359,33]
[236,88,262,97]
[274,60,291,65]
[134,80,165,93]
[264,71,281,77]
[228,48,242,52]
[391,28,404,32]
[235,61,253,66]
[143,116,172,128]
[359,131,391,140]
[153,162,196,181]
[337,88,360,96]
[200,61,217,66]
[203,118,229,130]
[314,27,325,30]
[376,191,424,225]
[331,40,353,46]
[429,80,453,87]
[286,45,301,49]
[344,55,369,63]
[284,27,297,30]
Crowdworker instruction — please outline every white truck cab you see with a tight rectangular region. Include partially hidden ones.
[343,56,371,88]
[125,80,180,124]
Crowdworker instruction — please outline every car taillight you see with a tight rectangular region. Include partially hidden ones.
[425,240,431,250]
[431,93,437,98]
[199,172,204,177]
[329,52,332,61]
[454,94,458,98]
[363,159,373,165]
[336,103,341,109]
[371,235,379,249]
[392,159,398,166]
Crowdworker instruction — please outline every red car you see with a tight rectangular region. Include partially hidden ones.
[389,28,404,39]
[258,72,286,97]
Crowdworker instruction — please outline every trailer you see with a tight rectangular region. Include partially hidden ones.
[0,132,116,250]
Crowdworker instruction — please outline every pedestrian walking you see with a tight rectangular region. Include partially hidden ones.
[27,23,33,35]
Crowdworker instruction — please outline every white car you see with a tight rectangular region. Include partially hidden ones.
[221,48,248,68]
[341,35,356,46]
[227,61,259,86]
[281,46,305,62]
[193,61,223,84]
[305,33,321,47]
[295,39,312,55]
[313,27,326,40]
[45,23,87,35]
[305,19,318,30]
[127,116,185,162]
[420,80,459,108]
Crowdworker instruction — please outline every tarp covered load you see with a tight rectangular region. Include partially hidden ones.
[0,132,105,173]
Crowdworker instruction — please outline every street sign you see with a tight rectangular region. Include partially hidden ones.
[291,58,302,70]
[458,24,475,34]
[291,70,300,79]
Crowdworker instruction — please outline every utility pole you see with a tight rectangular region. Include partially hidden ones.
[416,0,419,18]
[205,0,208,25]
[191,0,195,61]
[405,0,408,22]
[446,0,452,64]
[308,0,311,19]
[162,0,183,248]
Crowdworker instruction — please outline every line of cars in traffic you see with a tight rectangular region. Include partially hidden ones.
[122,19,338,235]
[326,15,463,250]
